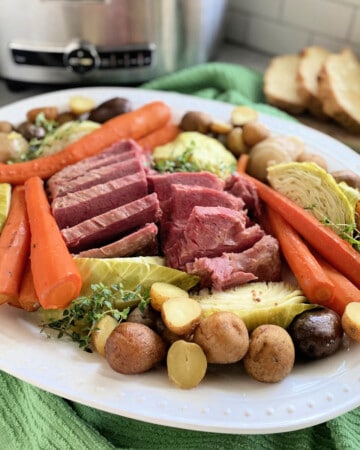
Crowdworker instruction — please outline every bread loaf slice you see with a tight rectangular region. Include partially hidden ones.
[297,46,331,118]
[263,54,306,115]
[318,48,360,133]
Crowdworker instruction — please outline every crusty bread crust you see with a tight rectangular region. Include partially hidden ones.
[318,48,360,134]
[297,46,331,119]
[264,54,306,115]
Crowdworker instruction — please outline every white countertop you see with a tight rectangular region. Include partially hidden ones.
[0,43,271,108]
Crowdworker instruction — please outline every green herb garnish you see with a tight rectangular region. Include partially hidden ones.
[152,141,200,173]
[41,282,150,352]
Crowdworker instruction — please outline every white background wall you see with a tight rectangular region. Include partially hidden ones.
[224,0,360,57]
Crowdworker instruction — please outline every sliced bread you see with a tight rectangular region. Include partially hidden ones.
[263,54,306,115]
[318,48,360,133]
[296,46,331,118]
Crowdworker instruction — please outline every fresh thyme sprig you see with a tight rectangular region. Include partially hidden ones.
[304,204,360,251]
[41,282,150,352]
[152,141,200,173]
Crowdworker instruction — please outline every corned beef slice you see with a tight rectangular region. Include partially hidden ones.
[52,156,144,197]
[52,171,148,229]
[159,184,245,251]
[165,184,245,222]
[77,223,159,258]
[61,193,162,252]
[225,173,262,220]
[186,235,281,290]
[165,206,265,269]
[47,139,142,197]
[147,171,225,201]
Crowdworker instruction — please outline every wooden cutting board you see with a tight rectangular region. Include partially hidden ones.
[296,114,360,154]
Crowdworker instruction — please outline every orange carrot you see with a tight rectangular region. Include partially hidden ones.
[267,207,334,304]
[0,101,171,185]
[243,173,360,288]
[24,176,82,309]
[18,260,40,312]
[138,123,180,152]
[0,186,31,305]
[311,251,360,316]
[236,154,249,174]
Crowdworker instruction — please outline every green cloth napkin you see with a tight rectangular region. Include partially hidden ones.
[1,62,359,450]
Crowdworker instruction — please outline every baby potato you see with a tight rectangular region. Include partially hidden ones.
[231,106,258,126]
[242,121,270,148]
[105,322,166,374]
[247,135,304,181]
[244,324,295,383]
[92,315,118,357]
[150,282,189,312]
[167,340,207,389]
[161,297,202,335]
[180,111,212,134]
[193,312,249,364]
[341,302,360,342]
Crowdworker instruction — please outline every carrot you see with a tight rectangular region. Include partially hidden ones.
[0,101,171,185]
[24,176,82,309]
[138,123,180,152]
[236,154,249,174]
[267,207,334,304]
[311,251,360,316]
[18,260,40,312]
[0,186,31,305]
[242,173,360,288]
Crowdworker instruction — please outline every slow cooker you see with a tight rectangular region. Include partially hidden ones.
[0,0,228,88]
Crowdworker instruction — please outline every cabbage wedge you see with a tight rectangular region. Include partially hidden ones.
[152,131,237,179]
[75,256,199,297]
[194,281,316,331]
[267,162,356,237]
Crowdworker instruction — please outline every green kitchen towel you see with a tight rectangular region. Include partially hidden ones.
[1,62,359,450]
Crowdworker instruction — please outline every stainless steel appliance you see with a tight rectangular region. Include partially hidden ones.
[0,0,228,87]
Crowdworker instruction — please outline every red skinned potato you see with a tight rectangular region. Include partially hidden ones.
[105,322,166,374]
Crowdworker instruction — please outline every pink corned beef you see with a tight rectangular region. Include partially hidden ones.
[147,171,225,202]
[163,184,245,223]
[185,235,281,290]
[47,139,142,198]
[52,171,148,229]
[61,193,162,252]
[52,156,144,198]
[165,206,265,269]
[225,173,262,220]
[77,223,159,258]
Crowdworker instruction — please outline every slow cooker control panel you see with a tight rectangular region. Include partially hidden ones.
[10,41,154,74]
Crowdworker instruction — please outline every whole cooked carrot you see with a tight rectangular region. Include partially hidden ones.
[0,101,171,185]
[267,207,334,304]
[243,173,360,288]
[18,260,40,312]
[24,176,82,309]
[311,251,360,316]
[137,123,180,152]
[0,186,30,305]
[236,154,249,174]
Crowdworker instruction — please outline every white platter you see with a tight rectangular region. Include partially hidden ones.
[0,87,360,435]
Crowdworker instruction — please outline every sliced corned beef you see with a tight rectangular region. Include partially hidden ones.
[165,206,265,269]
[225,173,262,220]
[77,223,159,258]
[52,171,148,229]
[47,139,142,196]
[164,184,245,223]
[186,235,281,290]
[147,171,225,201]
[62,193,162,252]
[53,155,144,197]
